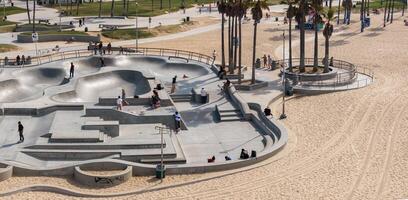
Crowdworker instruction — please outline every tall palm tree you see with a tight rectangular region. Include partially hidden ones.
[218,0,227,70]
[99,0,102,17]
[111,0,115,17]
[250,0,268,84]
[122,0,127,15]
[237,0,248,84]
[233,2,239,71]
[386,0,392,21]
[226,1,234,73]
[383,0,388,26]
[33,0,36,33]
[336,0,341,24]
[322,8,334,73]
[311,0,323,71]
[286,2,297,72]
[360,0,365,32]
[390,0,395,23]
[296,0,309,72]
[76,0,80,16]
[26,0,31,24]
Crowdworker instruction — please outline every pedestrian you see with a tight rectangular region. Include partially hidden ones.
[212,50,217,64]
[82,17,85,25]
[79,19,82,27]
[200,88,207,104]
[171,75,177,93]
[99,57,105,67]
[263,54,267,67]
[121,89,129,106]
[18,121,24,143]
[116,96,123,110]
[16,55,20,65]
[174,111,181,133]
[218,67,225,79]
[93,45,97,55]
[70,62,75,78]
[21,55,26,65]
[268,55,272,69]
[107,42,112,54]
[119,46,124,54]
[98,42,103,55]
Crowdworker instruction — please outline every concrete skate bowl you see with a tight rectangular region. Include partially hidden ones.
[0,68,66,103]
[51,70,151,103]
[68,57,117,73]
[129,56,210,80]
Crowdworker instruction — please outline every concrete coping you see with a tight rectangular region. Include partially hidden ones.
[74,162,132,187]
[0,164,13,182]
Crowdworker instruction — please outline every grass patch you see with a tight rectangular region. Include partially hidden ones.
[20,30,88,36]
[3,6,27,16]
[49,0,215,17]
[0,44,19,53]
[101,20,197,40]
[0,20,16,26]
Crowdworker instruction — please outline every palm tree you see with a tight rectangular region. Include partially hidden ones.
[33,0,36,33]
[322,8,334,73]
[218,0,227,70]
[390,0,395,23]
[76,0,80,16]
[99,0,102,17]
[336,0,341,24]
[122,0,127,15]
[360,0,365,32]
[111,0,115,17]
[286,2,297,72]
[383,0,388,26]
[250,0,269,84]
[237,0,248,84]
[296,0,309,72]
[311,0,323,71]
[26,0,31,24]
[233,2,239,72]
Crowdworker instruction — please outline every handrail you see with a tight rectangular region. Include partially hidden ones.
[0,47,215,68]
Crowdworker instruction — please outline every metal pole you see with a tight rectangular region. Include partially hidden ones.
[280,30,287,120]
[135,1,138,52]
[59,3,62,32]
[155,125,166,182]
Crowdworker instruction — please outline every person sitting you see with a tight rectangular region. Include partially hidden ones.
[207,155,215,163]
[151,90,161,108]
[218,67,226,79]
[225,155,232,161]
[264,107,271,116]
[223,78,231,91]
[240,149,249,159]
[182,74,189,79]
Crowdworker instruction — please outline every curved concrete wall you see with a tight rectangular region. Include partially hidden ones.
[0,164,12,182]
[74,163,132,187]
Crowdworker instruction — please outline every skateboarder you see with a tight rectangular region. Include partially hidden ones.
[70,62,75,78]
[18,121,24,143]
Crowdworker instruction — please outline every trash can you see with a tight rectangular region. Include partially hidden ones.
[186,16,190,21]
[271,60,277,70]
[255,58,261,68]
[84,27,88,32]
[155,164,166,179]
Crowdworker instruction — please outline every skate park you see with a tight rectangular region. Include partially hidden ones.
[0,48,287,186]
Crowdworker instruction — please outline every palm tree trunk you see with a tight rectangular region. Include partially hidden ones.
[337,0,341,24]
[122,0,126,15]
[288,18,293,72]
[313,17,318,71]
[360,0,365,32]
[299,0,306,72]
[160,0,163,9]
[387,0,392,21]
[403,1,406,16]
[390,0,395,23]
[329,0,332,8]
[99,0,102,17]
[76,0,80,16]
[228,16,231,71]
[169,0,171,9]
[367,0,370,16]
[251,22,258,84]
[383,0,388,26]
[229,16,234,73]
[233,16,238,70]
[238,15,242,84]
[221,13,226,69]
[324,36,329,73]
[33,0,36,33]
[70,0,73,15]
[111,0,115,17]
[26,0,31,24]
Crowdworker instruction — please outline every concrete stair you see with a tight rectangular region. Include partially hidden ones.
[170,94,192,102]
[218,109,244,122]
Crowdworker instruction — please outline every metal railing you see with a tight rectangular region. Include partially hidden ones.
[0,47,215,68]
[276,58,374,88]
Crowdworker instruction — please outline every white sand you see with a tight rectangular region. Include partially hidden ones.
[1,12,408,199]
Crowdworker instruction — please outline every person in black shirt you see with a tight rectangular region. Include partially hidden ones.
[171,75,177,93]
[18,121,24,142]
[70,62,75,78]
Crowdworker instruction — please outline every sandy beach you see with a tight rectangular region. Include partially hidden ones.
[1,11,408,200]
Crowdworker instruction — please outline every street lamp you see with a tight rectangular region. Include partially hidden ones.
[155,125,169,182]
[135,1,138,52]
[280,30,287,120]
[59,3,62,32]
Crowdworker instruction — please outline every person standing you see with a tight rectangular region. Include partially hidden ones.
[121,89,128,106]
[200,88,207,104]
[16,55,20,65]
[69,62,75,78]
[174,111,181,133]
[171,75,177,93]
[18,121,24,143]
[212,50,217,64]
[263,54,267,67]
[116,96,123,110]
[98,42,103,55]
[267,55,272,69]
[79,19,82,27]
[107,42,112,54]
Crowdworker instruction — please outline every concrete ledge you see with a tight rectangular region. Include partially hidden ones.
[285,66,337,81]
[82,121,119,137]
[74,163,132,187]
[234,80,268,91]
[0,164,12,182]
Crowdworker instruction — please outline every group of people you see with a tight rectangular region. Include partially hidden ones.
[207,155,232,163]
[78,18,86,27]
[10,55,31,66]
[262,54,275,69]
[207,149,254,163]
[92,42,112,55]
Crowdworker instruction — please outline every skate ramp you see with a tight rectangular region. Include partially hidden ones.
[69,57,116,73]
[52,70,151,103]
[0,68,66,103]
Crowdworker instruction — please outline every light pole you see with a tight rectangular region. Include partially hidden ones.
[59,3,62,32]
[155,125,169,182]
[135,1,138,52]
[280,30,287,120]
[2,0,6,21]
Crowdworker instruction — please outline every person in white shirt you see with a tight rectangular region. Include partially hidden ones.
[174,111,181,133]
[200,88,207,103]
[116,96,123,110]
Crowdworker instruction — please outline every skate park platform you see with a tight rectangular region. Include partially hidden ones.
[0,48,287,184]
